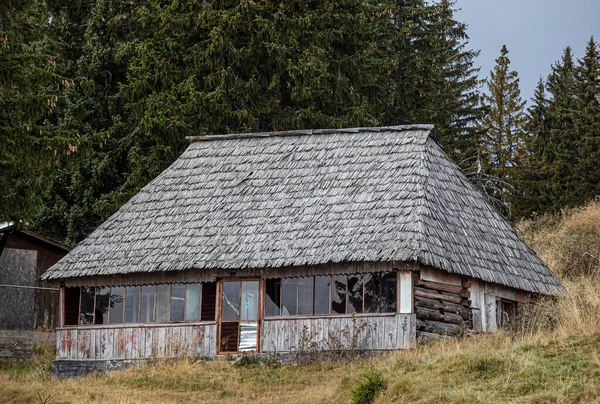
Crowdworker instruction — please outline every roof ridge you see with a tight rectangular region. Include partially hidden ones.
[186,124,436,142]
[413,136,431,264]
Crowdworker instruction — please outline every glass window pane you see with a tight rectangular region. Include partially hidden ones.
[298,277,314,315]
[156,284,170,322]
[185,284,201,321]
[140,285,156,323]
[241,281,259,321]
[364,273,382,313]
[221,282,240,321]
[265,279,281,317]
[347,274,363,314]
[331,275,347,314]
[381,272,398,313]
[125,286,141,323]
[314,276,330,315]
[79,287,95,325]
[94,287,110,324]
[281,278,297,316]
[109,286,124,324]
[170,284,186,322]
[201,282,217,321]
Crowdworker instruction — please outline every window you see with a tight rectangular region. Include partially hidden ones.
[281,278,297,316]
[331,275,347,314]
[221,282,240,321]
[140,285,156,323]
[155,285,170,323]
[185,284,201,321]
[265,279,281,317]
[364,273,381,313]
[298,277,314,315]
[264,272,398,317]
[314,276,330,315]
[201,282,217,321]
[347,274,363,314]
[381,272,397,313]
[63,282,216,326]
[498,300,517,329]
[170,284,186,322]
[109,286,125,324]
[79,287,95,325]
[95,287,110,324]
[125,286,140,323]
[63,287,80,326]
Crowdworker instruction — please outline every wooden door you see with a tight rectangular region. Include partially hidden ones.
[218,280,260,353]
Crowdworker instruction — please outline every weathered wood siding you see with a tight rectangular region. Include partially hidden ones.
[0,231,67,331]
[261,314,416,352]
[56,323,217,360]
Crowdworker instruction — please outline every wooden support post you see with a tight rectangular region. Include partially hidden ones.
[59,286,65,328]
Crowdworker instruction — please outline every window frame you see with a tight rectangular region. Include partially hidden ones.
[263,272,399,318]
[65,282,212,327]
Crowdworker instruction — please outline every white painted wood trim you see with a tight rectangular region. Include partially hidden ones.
[399,271,413,314]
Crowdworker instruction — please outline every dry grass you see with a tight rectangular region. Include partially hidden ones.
[3,202,600,403]
[2,332,600,404]
[517,201,600,279]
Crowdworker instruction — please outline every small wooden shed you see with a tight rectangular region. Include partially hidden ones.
[0,225,70,360]
[41,125,561,375]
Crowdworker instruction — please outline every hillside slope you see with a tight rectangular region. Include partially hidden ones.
[2,203,600,403]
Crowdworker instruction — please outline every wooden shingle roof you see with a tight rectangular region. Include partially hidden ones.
[42,125,561,294]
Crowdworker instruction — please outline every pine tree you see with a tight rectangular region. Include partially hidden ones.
[477,45,527,217]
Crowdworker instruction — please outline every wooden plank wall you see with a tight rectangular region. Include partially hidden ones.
[261,314,416,352]
[56,323,217,360]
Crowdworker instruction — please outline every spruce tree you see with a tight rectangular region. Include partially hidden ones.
[34,0,132,243]
[515,78,552,218]
[477,45,527,217]
[36,0,392,243]
[0,1,73,221]
[545,47,579,210]
[385,0,482,166]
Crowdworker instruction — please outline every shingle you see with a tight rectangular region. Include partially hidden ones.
[41,125,562,294]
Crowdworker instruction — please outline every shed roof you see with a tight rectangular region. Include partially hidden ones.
[42,125,561,294]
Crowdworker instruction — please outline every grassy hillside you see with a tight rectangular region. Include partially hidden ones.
[2,203,600,404]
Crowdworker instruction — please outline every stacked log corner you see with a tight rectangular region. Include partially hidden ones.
[414,273,472,339]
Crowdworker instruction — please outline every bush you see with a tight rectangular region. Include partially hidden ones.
[351,369,386,404]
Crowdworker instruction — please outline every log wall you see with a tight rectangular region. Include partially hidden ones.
[415,267,472,338]
[56,323,217,360]
[261,314,416,352]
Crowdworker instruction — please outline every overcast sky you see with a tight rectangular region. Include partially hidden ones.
[455,0,600,101]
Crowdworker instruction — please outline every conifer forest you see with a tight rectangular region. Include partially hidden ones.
[1,0,599,245]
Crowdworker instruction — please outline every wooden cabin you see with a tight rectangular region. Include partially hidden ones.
[0,225,71,360]
[41,125,561,376]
